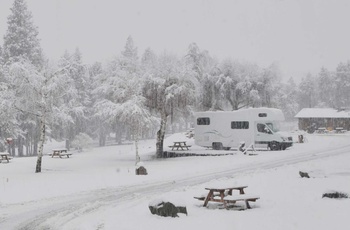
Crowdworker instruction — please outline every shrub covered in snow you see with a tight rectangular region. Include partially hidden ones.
[71,133,93,151]
[322,191,349,199]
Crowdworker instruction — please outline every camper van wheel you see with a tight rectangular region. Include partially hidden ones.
[281,144,287,150]
[212,142,223,150]
[269,141,280,151]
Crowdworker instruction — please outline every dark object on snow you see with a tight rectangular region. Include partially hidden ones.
[298,135,304,143]
[322,192,349,199]
[299,171,310,178]
[136,166,148,175]
[239,142,246,153]
[149,201,187,217]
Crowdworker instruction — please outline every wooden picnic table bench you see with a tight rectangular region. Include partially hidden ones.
[168,141,191,151]
[51,148,72,158]
[194,186,259,209]
[335,127,346,133]
[222,194,260,209]
[0,152,12,163]
[316,127,327,134]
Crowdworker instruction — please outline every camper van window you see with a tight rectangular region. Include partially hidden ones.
[257,123,272,134]
[197,117,210,125]
[266,123,274,132]
[231,121,249,129]
[258,113,267,117]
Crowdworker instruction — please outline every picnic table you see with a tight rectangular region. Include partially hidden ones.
[316,127,327,134]
[51,148,72,158]
[335,127,346,133]
[168,141,191,150]
[0,152,12,163]
[194,186,259,209]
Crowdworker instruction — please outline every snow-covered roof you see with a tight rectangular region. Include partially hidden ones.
[295,108,350,118]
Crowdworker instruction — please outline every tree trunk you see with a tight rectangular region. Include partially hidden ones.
[33,141,38,156]
[65,139,70,150]
[18,137,24,157]
[11,140,16,157]
[99,124,107,147]
[25,133,29,156]
[115,122,123,145]
[156,112,167,158]
[7,142,11,155]
[134,124,140,166]
[134,127,140,175]
[35,116,46,173]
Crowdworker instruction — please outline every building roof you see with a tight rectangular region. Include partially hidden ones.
[295,108,350,118]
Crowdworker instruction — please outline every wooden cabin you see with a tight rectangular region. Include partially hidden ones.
[295,108,350,132]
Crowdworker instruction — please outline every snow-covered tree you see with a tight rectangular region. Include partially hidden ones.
[317,67,336,108]
[121,36,138,73]
[275,77,299,120]
[1,0,44,156]
[93,36,154,164]
[87,62,106,145]
[2,0,43,67]
[257,63,281,107]
[335,61,350,108]
[55,49,90,148]
[0,45,3,64]
[236,79,254,108]
[0,72,19,152]
[215,59,245,110]
[142,52,197,157]
[7,59,74,173]
[298,73,317,109]
[185,43,216,80]
[141,47,157,72]
[71,132,93,151]
[117,94,154,166]
[202,59,270,111]
[185,43,217,111]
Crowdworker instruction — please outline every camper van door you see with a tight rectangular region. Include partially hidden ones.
[255,122,274,148]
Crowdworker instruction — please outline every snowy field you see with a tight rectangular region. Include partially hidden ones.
[0,132,350,229]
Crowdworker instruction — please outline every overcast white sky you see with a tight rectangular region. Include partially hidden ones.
[1,0,350,81]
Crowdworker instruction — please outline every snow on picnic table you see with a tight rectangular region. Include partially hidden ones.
[0,132,349,229]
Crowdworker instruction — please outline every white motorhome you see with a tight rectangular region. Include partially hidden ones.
[194,108,293,151]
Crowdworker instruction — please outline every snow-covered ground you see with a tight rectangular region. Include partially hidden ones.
[0,132,350,229]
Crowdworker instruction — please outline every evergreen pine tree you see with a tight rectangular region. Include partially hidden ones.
[2,0,43,67]
[0,45,3,67]
[335,61,350,108]
[120,36,139,74]
[317,67,336,108]
[298,73,317,109]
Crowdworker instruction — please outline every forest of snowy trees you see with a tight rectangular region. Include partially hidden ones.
[0,0,350,168]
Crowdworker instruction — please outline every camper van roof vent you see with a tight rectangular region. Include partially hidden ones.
[258,113,267,117]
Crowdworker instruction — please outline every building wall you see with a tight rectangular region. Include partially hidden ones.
[298,118,350,132]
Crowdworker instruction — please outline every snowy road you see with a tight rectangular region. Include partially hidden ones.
[1,138,350,229]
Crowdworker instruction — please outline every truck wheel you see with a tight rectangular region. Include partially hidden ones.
[212,142,223,150]
[223,147,231,151]
[269,142,280,151]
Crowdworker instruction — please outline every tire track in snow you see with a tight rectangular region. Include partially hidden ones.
[4,143,350,229]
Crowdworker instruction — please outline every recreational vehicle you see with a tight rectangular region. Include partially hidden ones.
[194,108,293,151]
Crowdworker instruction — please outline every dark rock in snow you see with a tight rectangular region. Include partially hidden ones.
[322,191,349,199]
[136,166,148,175]
[149,200,187,217]
[299,171,310,178]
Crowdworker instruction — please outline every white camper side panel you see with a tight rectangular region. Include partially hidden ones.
[194,111,254,149]
[194,108,289,150]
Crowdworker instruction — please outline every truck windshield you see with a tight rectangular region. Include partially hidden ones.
[266,122,280,132]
